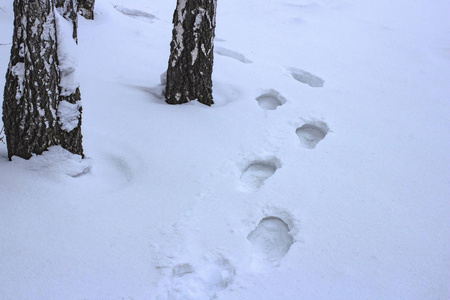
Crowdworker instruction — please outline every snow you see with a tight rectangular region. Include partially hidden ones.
[10,62,24,101]
[54,8,79,96]
[1,0,450,299]
[57,100,81,131]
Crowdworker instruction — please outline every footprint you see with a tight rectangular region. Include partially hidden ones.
[172,263,195,277]
[296,121,329,149]
[255,89,286,110]
[165,257,235,300]
[215,46,253,63]
[248,217,294,268]
[240,158,281,190]
[114,5,156,22]
[108,154,134,182]
[288,67,324,87]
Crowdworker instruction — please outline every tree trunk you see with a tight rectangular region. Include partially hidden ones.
[3,0,61,160]
[165,0,217,106]
[78,0,95,20]
[2,0,83,160]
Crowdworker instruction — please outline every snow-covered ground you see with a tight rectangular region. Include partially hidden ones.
[1,0,449,299]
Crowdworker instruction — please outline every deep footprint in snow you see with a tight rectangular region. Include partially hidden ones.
[289,67,324,87]
[215,46,253,63]
[255,89,286,110]
[296,122,329,149]
[166,258,235,300]
[248,217,294,268]
[240,158,280,190]
[114,5,157,22]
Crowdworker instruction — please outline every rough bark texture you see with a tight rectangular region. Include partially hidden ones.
[78,0,95,20]
[3,0,60,159]
[2,0,83,160]
[165,0,217,106]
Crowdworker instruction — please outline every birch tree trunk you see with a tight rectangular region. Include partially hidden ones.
[3,0,60,159]
[2,0,83,160]
[165,0,217,106]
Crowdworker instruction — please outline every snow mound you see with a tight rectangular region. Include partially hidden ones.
[11,146,91,178]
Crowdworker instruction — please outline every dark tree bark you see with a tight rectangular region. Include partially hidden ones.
[78,0,95,20]
[3,0,61,160]
[2,0,83,160]
[165,0,217,106]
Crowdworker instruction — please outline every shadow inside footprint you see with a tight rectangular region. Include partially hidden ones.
[240,159,280,190]
[296,122,329,149]
[248,217,293,268]
[289,67,324,87]
[215,46,252,63]
[114,5,156,22]
[256,89,286,110]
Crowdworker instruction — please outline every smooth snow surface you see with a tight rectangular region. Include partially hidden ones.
[1,0,450,299]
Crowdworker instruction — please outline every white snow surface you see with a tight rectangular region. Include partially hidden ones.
[1,0,450,299]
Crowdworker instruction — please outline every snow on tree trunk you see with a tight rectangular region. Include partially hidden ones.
[2,0,83,160]
[3,0,60,160]
[78,0,95,20]
[165,0,217,106]
[55,0,83,157]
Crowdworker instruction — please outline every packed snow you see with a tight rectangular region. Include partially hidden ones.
[54,8,80,96]
[57,100,82,131]
[0,0,449,299]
